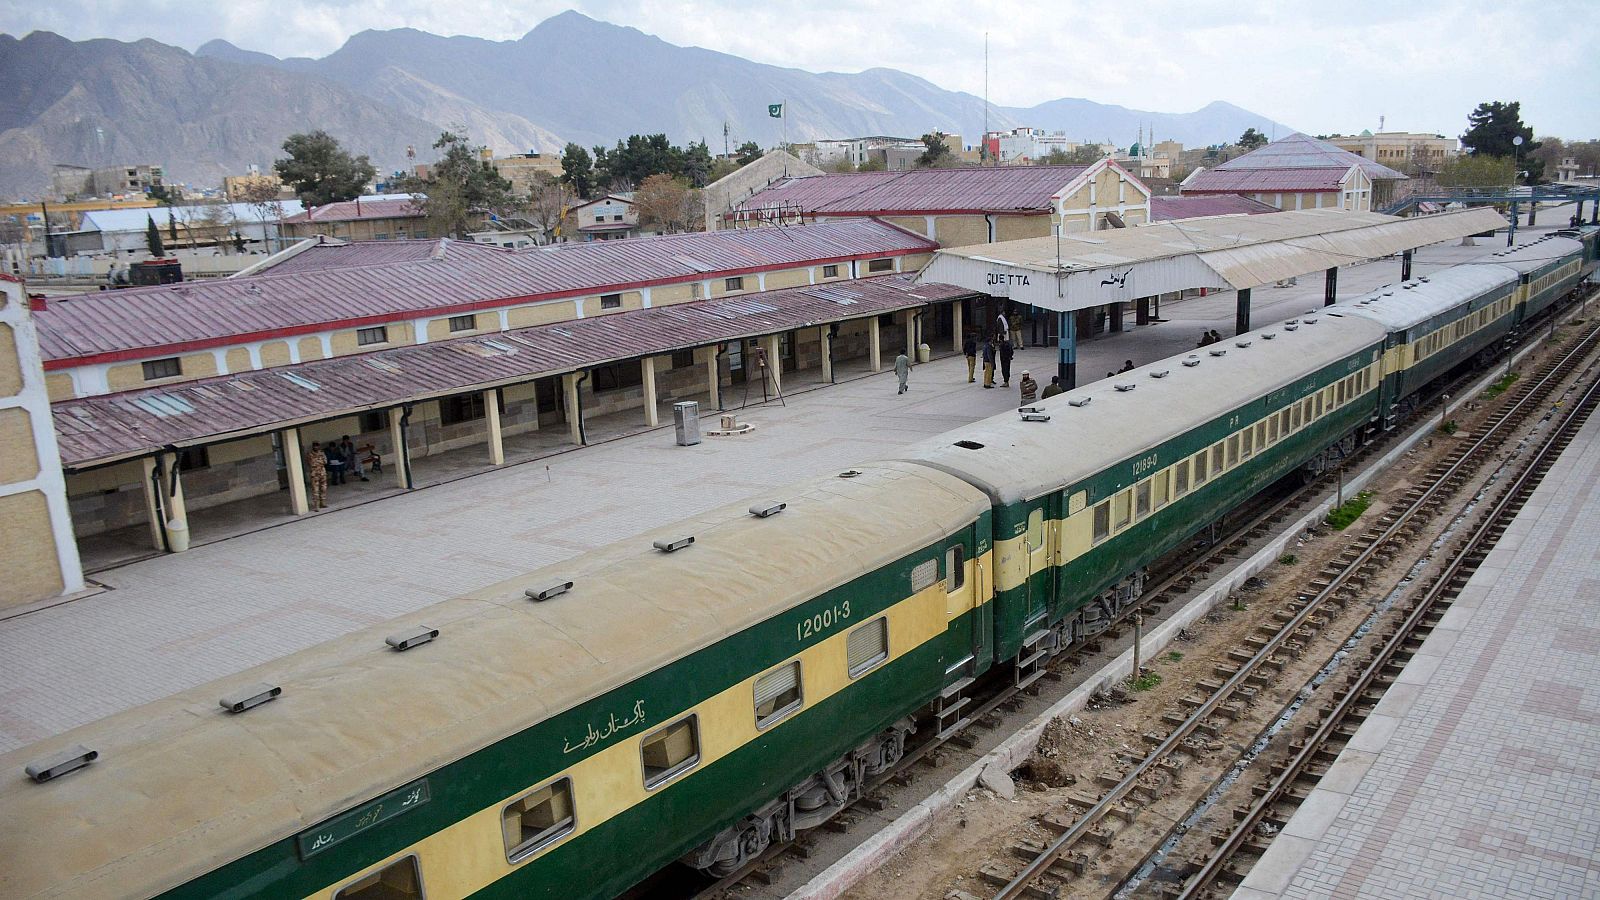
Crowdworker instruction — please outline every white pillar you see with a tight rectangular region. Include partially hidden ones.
[139,456,163,549]
[904,313,916,360]
[158,451,188,550]
[762,334,782,395]
[484,389,505,465]
[819,326,833,383]
[388,408,408,488]
[641,357,659,427]
[283,428,309,515]
[952,302,964,353]
[564,372,583,445]
[869,316,882,372]
[705,348,721,408]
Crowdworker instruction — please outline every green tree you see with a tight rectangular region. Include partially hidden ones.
[735,141,763,166]
[165,204,178,246]
[402,130,516,238]
[274,131,377,207]
[1436,154,1517,189]
[682,140,714,187]
[856,154,887,172]
[145,214,165,256]
[1238,128,1268,151]
[559,143,596,199]
[1462,101,1542,184]
[634,174,701,234]
[917,132,954,168]
[1040,146,1104,166]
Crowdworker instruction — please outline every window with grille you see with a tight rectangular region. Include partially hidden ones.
[503,778,576,862]
[600,293,622,310]
[1174,460,1190,497]
[1093,502,1111,544]
[847,617,889,677]
[753,662,802,728]
[357,326,388,346]
[641,716,700,788]
[1112,490,1132,529]
[1135,481,1151,519]
[724,277,744,291]
[822,264,839,277]
[335,855,424,900]
[448,315,476,333]
[867,258,894,273]
[142,357,181,380]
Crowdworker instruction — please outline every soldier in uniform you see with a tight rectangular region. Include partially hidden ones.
[307,441,329,510]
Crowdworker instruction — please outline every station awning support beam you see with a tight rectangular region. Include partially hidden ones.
[1057,310,1076,390]
[1324,267,1339,307]
[1235,288,1252,335]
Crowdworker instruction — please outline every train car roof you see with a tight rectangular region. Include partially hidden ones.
[1334,263,1518,331]
[1470,234,1586,274]
[0,461,987,900]
[894,314,1386,506]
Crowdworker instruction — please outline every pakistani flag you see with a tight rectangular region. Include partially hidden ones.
[768,103,783,118]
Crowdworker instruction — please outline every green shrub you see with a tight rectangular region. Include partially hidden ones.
[1326,491,1374,530]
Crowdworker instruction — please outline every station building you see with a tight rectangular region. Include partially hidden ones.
[278,195,440,242]
[32,220,973,573]
[1181,133,1408,212]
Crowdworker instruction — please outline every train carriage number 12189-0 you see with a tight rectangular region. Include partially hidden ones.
[797,602,851,642]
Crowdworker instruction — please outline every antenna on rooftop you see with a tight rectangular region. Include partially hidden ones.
[984,31,990,167]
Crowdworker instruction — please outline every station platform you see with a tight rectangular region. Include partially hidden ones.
[1235,407,1600,899]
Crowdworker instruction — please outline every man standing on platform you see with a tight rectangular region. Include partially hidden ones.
[999,338,1015,388]
[894,351,911,394]
[306,441,329,511]
[982,338,997,389]
[963,332,978,383]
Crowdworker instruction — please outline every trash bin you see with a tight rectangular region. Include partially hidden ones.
[673,401,701,446]
[165,519,191,553]
[918,342,931,363]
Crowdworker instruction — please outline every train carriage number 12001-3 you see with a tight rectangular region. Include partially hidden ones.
[797,601,851,642]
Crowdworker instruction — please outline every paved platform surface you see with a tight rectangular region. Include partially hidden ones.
[0,226,1570,753]
[1234,406,1600,900]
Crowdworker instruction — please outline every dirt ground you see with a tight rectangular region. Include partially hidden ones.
[840,333,1581,900]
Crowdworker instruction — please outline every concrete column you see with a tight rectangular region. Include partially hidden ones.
[1507,202,1519,246]
[1527,202,1537,227]
[563,372,584,445]
[1235,288,1252,335]
[282,428,309,515]
[1324,267,1339,306]
[1135,297,1150,326]
[388,407,409,488]
[819,326,834,383]
[1401,248,1414,281]
[951,301,964,353]
[484,388,505,464]
[762,334,782,395]
[641,357,659,427]
[139,457,163,549]
[1109,302,1125,332]
[1057,310,1077,389]
[157,452,188,550]
[705,349,721,410]
[904,314,916,360]
[869,317,882,372]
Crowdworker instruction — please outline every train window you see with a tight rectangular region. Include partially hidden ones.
[1291,403,1302,430]
[1192,451,1209,486]
[641,716,701,789]
[847,618,890,677]
[1152,471,1170,509]
[1093,502,1111,544]
[335,855,424,900]
[1314,392,1324,418]
[1026,508,1045,551]
[1240,428,1254,459]
[754,662,803,729]
[1225,435,1239,468]
[1210,444,1224,477]
[1112,490,1132,529]
[1135,482,1151,519]
[945,545,965,591]
[1174,460,1191,497]
[1255,422,1267,448]
[504,779,577,863]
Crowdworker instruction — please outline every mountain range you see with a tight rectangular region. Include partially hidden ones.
[0,11,1294,199]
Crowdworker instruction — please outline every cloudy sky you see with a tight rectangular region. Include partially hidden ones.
[5,0,1597,138]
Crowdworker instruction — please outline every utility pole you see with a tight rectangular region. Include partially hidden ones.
[723,122,730,158]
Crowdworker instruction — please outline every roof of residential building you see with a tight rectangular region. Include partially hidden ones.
[51,274,973,468]
[33,219,939,366]
[1213,133,1408,181]
[78,202,307,233]
[1182,167,1355,194]
[729,164,1102,217]
[279,195,424,224]
[1150,194,1283,221]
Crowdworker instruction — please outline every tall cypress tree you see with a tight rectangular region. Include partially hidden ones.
[146,214,165,256]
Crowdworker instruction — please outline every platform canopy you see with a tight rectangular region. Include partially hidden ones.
[915,207,1507,312]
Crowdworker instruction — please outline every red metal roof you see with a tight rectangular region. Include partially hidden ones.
[258,238,449,275]
[51,274,974,468]
[731,165,1096,216]
[1182,167,1351,194]
[1214,133,1407,182]
[34,220,938,367]
[1150,195,1280,221]
[279,196,423,224]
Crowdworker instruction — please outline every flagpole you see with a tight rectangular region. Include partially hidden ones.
[782,98,788,149]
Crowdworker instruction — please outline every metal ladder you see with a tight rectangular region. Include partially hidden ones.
[933,675,975,740]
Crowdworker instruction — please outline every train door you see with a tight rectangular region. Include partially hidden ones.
[1014,496,1057,687]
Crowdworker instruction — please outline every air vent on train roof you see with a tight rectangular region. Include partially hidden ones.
[653,535,695,553]
[749,502,786,518]
[25,745,97,784]
[1149,369,1171,377]
[1209,349,1227,357]
[954,440,985,450]
[526,580,573,601]
[220,683,281,714]
[386,626,439,651]
[1235,339,1252,348]
[1114,383,1136,392]
[1262,333,1276,340]
[1068,397,1092,407]
[1182,355,1201,367]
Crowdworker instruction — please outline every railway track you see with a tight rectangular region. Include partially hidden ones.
[1166,335,1600,899]
[982,317,1600,900]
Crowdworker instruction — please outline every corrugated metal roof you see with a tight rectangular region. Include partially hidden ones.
[916,208,1508,312]
[1214,133,1408,181]
[34,220,938,365]
[52,274,973,468]
[731,165,1095,215]
[254,238,451,275]
[1150,195,1280,221]
[78,201,307,233]
[280,196,422,224]
[1183,167,1352,193]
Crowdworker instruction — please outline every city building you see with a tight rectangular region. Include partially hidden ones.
[572,193,641,241]
[491,152,565,195]
[222,170,292,202]
[1325,131,1457,176]
[1181,132,1408,212]
[75,201,307,255]
[984,128,1080,164]
[51,163,166,200]
[723,161,1153,243]
[278,194,434,241]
